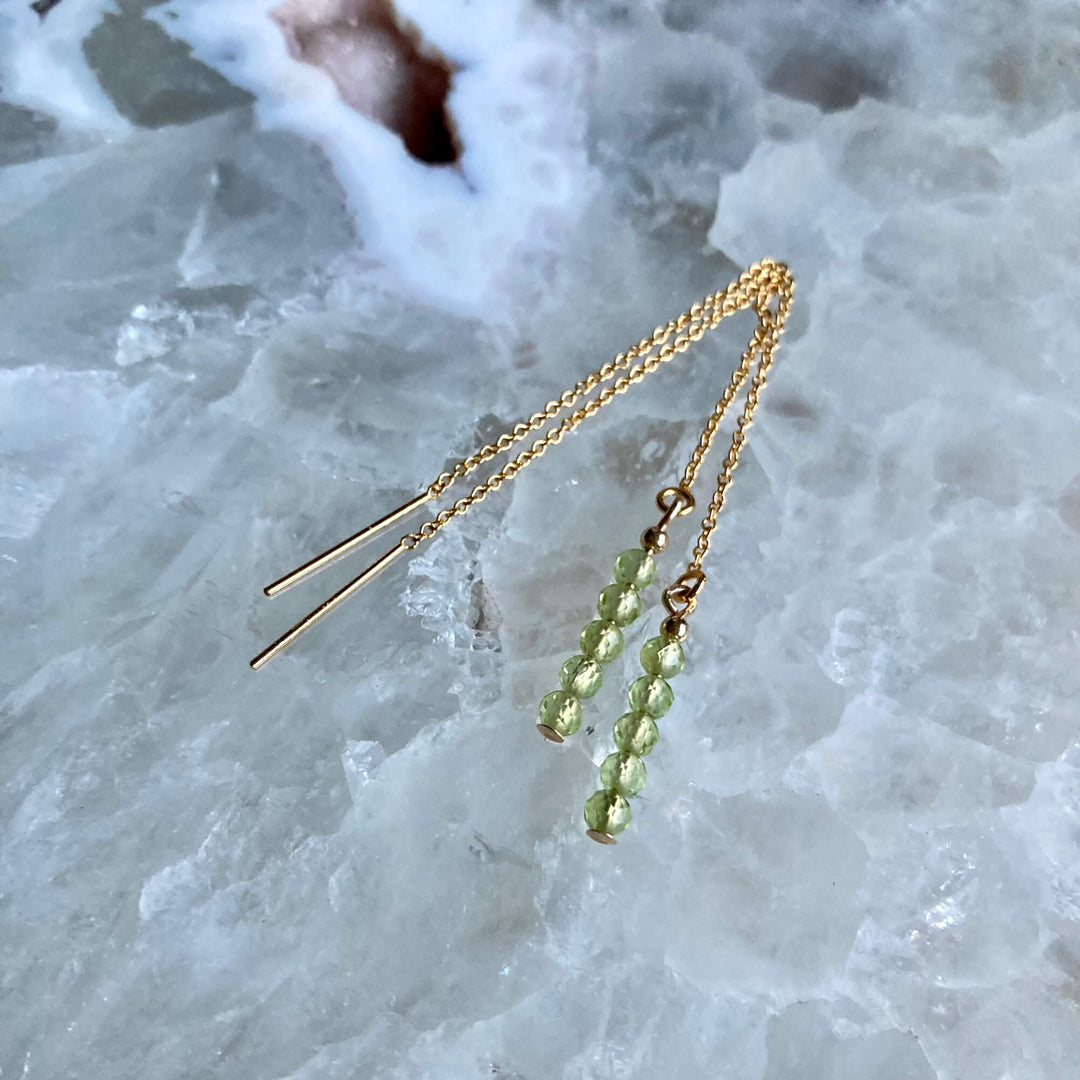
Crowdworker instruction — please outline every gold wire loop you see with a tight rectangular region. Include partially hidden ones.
[655,488,694,535]
[656,486,696,517]
[643,485,696,554]
[662,569,706,619]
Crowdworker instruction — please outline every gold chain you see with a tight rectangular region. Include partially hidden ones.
[404,258,794,585]
[251,259,794,670]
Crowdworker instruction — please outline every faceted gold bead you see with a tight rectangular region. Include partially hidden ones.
[661,615,689,642]
[559,655,604,699]
[640,525,668,553]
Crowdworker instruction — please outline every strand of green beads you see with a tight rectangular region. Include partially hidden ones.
[536,547,657,743]
[583,625,686,843]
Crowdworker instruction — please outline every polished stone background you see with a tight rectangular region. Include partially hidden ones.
[3,1,1080,1078]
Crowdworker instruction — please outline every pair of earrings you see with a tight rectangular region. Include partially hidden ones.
[537,487,697,843]
[251,260,795,844]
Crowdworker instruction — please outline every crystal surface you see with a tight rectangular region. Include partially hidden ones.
[3,1,1080,1077]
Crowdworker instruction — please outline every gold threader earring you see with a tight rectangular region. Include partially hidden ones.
[252,259,795,844]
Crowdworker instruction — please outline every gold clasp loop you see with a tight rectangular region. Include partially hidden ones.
[642,485,695,553]
[655,485,695,522]
[662,569,705,618]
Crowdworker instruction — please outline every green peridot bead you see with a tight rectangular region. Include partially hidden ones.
[628,675,674,718]
[597,582,641,627]
[600,751,647,797]
[560,655,603,699]
[580,620,624,663]
[613,711,660,756]
[538,690,582,738]
[584,789,632,836]
[613,548,656,589]
[640,635,685,678]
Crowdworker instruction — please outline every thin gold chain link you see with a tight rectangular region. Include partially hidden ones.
[404,259,795,588]
[683,263,794,571]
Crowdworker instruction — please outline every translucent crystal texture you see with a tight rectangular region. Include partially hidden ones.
[2,1,1078,1077]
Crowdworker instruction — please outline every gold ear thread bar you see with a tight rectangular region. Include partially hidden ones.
[250,259,794,671]
[262,489,431,597]
[250,538,412,670]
